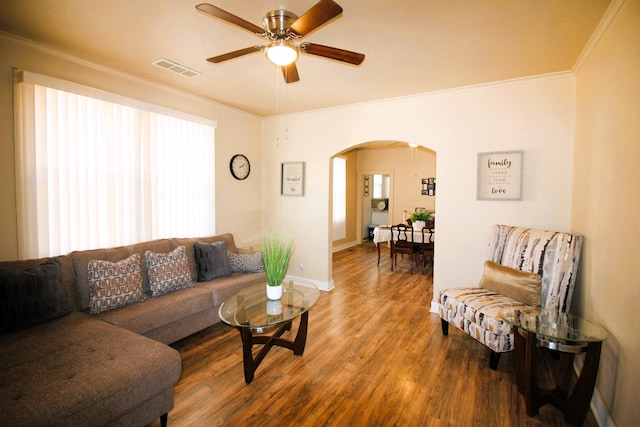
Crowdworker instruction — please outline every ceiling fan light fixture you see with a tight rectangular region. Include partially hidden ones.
[266,41,298,66]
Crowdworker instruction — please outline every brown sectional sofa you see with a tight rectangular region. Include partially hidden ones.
[0,233,266,426]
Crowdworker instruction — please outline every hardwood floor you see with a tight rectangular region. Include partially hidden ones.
[151,242,597,426]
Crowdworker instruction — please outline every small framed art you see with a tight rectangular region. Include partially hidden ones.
[477,150,523,201]
[281,161,305,196]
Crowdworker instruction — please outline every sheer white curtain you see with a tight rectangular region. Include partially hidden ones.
[332,156,346,240]
[14,74,216,259]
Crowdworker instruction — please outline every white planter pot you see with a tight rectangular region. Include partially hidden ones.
[413,220,426,230]
[266,284,283,300]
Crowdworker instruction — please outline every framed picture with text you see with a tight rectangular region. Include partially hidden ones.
[281,161,305,196]
[477,150,523,201]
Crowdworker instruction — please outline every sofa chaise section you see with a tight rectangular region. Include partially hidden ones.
[0,311,181,426]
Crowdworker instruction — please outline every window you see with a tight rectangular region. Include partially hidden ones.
[14,72,216,258]
[373,174,383,199]
[332,157,346,240]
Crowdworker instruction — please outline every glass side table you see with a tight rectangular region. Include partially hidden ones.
[500,308,608,426]
[219,279,320,384]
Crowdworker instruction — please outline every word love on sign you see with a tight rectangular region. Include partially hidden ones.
[477,151,523,201]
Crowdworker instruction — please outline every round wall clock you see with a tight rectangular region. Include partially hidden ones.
[230,154,250,180]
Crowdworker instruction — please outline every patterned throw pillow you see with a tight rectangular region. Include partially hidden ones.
[88,254,146,315]
[145,246,193,297]
[194,241,231,281]
[228,251,265,273]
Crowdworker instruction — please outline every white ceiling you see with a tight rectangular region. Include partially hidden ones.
[0,0,612,117]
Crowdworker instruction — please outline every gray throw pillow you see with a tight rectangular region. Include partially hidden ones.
[194,241,231,281]
[228,251,264,273]
[0,260,68,333]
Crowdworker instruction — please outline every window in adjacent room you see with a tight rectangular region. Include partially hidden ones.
[332,156,347,241]
[14,71,217,258]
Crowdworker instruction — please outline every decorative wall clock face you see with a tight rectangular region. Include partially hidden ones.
[230,154,250,180]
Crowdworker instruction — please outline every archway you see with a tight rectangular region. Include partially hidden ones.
[329,140,437,281]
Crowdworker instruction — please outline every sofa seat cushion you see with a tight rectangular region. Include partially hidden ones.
[96,286,214,336]
[439,287,538,352]
[0,311,181,426]
[195,272,266,306]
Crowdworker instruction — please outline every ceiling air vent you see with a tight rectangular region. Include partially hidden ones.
[152,58,201,77]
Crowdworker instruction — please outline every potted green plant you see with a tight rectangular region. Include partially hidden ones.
[410,210,432,230]
[260,234,295,300]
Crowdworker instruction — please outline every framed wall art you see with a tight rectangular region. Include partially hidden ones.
[281,161,305,196]
[477,150,523,201]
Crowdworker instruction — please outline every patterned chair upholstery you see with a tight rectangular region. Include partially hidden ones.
[439,225,583,369]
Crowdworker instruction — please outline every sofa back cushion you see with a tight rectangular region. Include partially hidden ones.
[486,225,583,312]
[0,260,72,333]
[71,239,171,311]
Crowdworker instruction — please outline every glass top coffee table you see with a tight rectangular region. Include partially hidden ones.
[219,279,320,384]
[500,308,608,426]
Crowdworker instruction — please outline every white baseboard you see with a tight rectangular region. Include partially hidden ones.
[573,355,616,427]
[332,240,360,253]
[430,301,440,314]
[285,275,334,292]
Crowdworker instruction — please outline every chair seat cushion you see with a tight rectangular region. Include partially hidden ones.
[439,287,537,352]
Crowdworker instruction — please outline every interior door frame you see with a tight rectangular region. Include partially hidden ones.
[357,169,394,243]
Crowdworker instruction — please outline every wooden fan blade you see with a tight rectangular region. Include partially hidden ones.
[300,43,365,65]
[282,63,300,83]
[196,3,264,35]
[290,0,343,36]
[207,46,264,63]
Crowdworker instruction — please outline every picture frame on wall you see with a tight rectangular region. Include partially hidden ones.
[281,161,305,196]
[477,150,523,201]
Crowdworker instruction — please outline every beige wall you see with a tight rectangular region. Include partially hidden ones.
[262,75,576,292]
[0,34,264,260]
[358,146,436,227]
[572,0,640,425]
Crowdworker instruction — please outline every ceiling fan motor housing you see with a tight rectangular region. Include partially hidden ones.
[264,10,299,38]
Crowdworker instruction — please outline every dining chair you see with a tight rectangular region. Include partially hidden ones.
[390,224,418,273]
[416,227,435,274]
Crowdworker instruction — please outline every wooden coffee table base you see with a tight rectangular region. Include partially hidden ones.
[237,311,309,384]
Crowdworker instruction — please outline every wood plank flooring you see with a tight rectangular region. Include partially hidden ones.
[150,242,597,426]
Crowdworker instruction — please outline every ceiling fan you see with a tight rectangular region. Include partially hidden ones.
[195,0,365,83]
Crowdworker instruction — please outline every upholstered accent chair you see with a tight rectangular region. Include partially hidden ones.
[439,225,583,369]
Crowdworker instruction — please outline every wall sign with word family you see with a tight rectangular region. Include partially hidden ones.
[281,161,305,196]
[476,151,523,201]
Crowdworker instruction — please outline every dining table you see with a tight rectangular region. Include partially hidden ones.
[372,225,435,266]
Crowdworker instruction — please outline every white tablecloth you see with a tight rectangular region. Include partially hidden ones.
[373,226,434,244]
